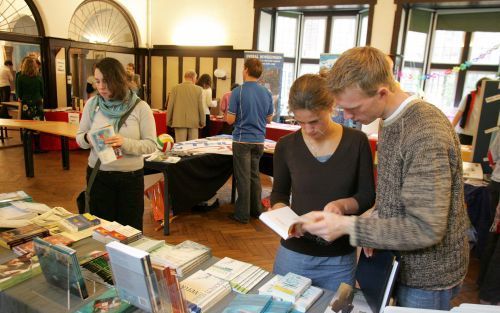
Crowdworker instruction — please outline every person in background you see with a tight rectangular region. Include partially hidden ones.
[196,74,216,137]
[452,77,490,145]
[76,57,157,231]
[0,60,14,102]
[478,132,500,305]
[220,83,240,118]
[126,63,141,97]
[270,74,375,291]
[226,58,273,223]
[86,63,97,99]
[298,46,469,310]
[167,70,205,142]
[17,57,44,121]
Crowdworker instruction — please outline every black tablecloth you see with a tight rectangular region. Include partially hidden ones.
[144,154,233,214]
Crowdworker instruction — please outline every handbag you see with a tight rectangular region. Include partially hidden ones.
[77,97,142,214]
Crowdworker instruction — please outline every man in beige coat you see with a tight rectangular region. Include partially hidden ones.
[167,70,205,142]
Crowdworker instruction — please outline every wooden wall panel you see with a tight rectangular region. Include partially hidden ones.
[182,57,196,76]
[166,57,179,98]
[199,57,214,80]
[151,56,163,109]
[215,58,232,100]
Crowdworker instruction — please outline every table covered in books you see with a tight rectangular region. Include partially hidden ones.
[143,136,276,235]
[0,236,335,313]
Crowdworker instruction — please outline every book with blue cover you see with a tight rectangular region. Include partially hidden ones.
[264,299,294,313]
[222,294,273,313]
[33,237,89,299]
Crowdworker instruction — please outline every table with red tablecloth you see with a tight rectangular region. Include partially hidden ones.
[40,110,167,150]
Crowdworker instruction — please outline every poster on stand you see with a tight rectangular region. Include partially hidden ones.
[244,51,284,121]
[319,53,341,73]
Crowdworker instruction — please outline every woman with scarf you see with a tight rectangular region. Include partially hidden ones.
[76,58,156,230]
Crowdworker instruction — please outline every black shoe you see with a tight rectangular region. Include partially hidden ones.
[250,210,262,218]
[33,149,48,154]
[192,199,219,212]
[227,214,248,224]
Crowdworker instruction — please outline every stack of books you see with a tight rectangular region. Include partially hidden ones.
[33,237,89,299]
[12,233,74,258]
[92,222,143,244]
[0,191,32,206]
[58,213,101,233]
[127,237,165,253]
[150,240,211,277]
[0,224,50,249]
[258,275,323,312]
[0,254,41,291]
[267,272,312,303]
[180,269,232,313]
[106,241,161,312]
[152,264,189,313]
[205,257,269,294]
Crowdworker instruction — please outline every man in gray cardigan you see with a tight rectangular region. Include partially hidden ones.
[300,46,469,310]
[167,70,205,142]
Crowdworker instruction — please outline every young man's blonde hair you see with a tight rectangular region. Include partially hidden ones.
[327,46,396,97]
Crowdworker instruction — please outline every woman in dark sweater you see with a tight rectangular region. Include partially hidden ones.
[270,74,375,291]
[16,57,44,121]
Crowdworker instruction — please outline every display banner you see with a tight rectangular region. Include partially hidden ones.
[244,51,284,121]
[319,53,341,73]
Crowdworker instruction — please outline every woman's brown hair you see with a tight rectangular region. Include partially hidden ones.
[95,57,130,100]
[20,57,39,77]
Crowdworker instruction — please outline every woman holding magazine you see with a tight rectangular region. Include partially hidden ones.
[270,74,375,291]
[76,58,156,231]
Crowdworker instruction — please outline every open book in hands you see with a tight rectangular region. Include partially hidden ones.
[259,206,306,240]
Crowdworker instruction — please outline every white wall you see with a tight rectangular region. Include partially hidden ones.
[151,0,254,49]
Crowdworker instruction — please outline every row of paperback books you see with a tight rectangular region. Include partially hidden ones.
[222,294,295,313]
[150,240,212,277]
[205,257,269,294]
[92,221,143,244]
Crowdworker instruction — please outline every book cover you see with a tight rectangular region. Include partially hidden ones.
[0,254,41,291]
[88,125,121,164]
[13,234,74,258]
[222,294,272,313]
[0,224,50,249]
[152,264,188,313]
[74,287,135,313]
[128,237,165,253]
[106,241,161,313]
[259,206,302,240]
[34,237,89,299]
[271,272,311,303]
[205,257,252,281]
[264,299,294,313]
[355,250,399,313]
[180,270,231,310]
[59,214,100,233]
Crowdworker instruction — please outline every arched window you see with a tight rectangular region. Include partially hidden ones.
[0,0,39,36]
[68,0,138,48]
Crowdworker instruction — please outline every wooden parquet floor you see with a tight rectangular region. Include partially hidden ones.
[0,130,481,306]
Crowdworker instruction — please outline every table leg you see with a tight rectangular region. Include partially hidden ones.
[163,172,170,235]
[60,136,70,170]
[22,129,34,177]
